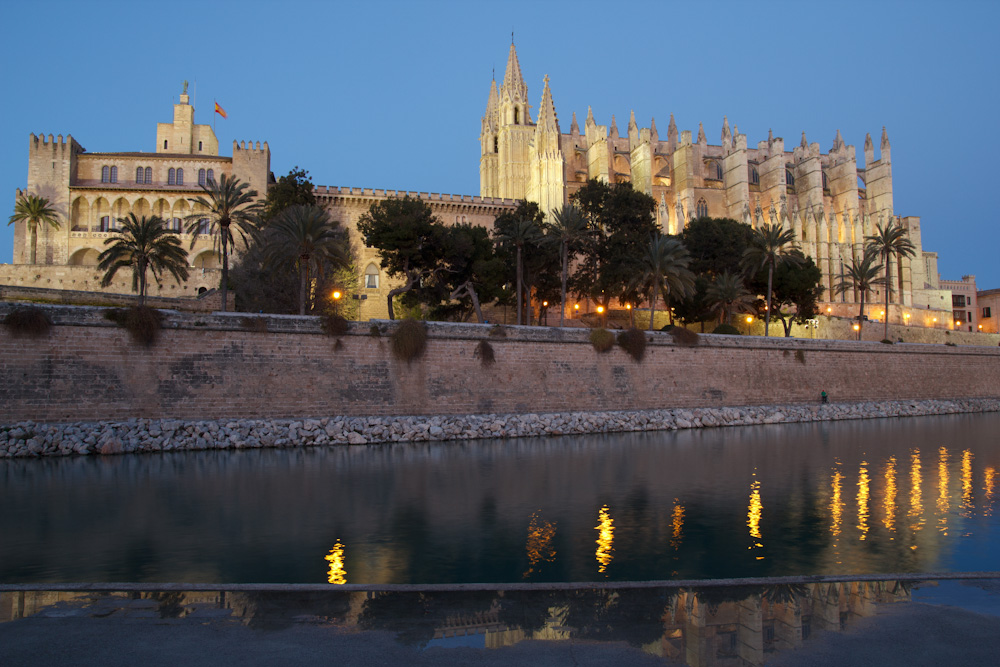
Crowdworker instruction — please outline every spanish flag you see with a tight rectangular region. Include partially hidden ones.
[214,102,227,119]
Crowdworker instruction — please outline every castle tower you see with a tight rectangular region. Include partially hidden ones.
[479,78,500,197]
[495,42,534,200]
[526,75,565,216]
[155,82,219,156]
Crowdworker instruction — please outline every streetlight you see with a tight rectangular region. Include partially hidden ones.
[853,322,860,340]
[596,305,605,327]
[542,301,549,326]
[332,290,342,316]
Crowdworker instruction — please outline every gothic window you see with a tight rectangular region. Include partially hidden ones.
[494,137,498,153]
[145,167,152,183]
[696,198,708,218]
[109,166,118,183]
[101,166,109,183]
[514,108,519,124]
[785,169,795,187]
[176,168,184,185]
[822,172,829,190]
[136,167,145,183]
[207,169,214,184]
[749,165,760,185]
[705,160,722,180]
[198,169,207,186]
[365,263,380,289]
[168,168,176,185]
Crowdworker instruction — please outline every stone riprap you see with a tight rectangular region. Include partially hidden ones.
[1,398,997,459]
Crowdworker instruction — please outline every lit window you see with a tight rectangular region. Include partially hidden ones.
[168,168,176,185]
[176,168,184,185]
[101,166,110,183]
[365,264,379,289]
[198,169,206,186]
[696,198,708,218]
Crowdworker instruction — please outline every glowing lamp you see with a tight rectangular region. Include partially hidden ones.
[626,304,632,310]
[574,304,580,311]
[542,301,548,307]
[596,306,605,314]
[746,315,753,323]
[332,290,342,300]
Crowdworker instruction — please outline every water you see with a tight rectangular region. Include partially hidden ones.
[2,413,999,584]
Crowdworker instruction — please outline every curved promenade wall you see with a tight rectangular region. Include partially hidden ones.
[1,304,999,425]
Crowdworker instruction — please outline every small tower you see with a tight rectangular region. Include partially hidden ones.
[479,78,500,197]
[495,42,534,200]
[156,81,218,155]
[527,75,565,215]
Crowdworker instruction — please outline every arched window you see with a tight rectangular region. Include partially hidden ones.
[206,169,214,184]
[365,264,380,289]
[176,168,184,185]
[169,217,182,233]
[494,137,498,153]
[168,168,176,185]
[822,171,829,190]
[145,167,152,183]
[197,218,209,234]
[696,198,708,218]
[198,141,203,151]
[101,166,110,183]
[785,169,795,187]
[109,166,118,183]
[136,167,145,183]
[514,108,519,124]
[748,164,759,185]
[198,168,207,186]
[163,139,168,150]
[99,216,110,232]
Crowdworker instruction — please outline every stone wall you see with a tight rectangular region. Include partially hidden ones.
[2,303,998,425]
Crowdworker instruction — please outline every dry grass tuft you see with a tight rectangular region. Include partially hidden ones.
[616,328,647,362]
[2,306,52,338]
[391,319,428,362]
[589,327,615,353]
[669,326,700,346]
[474,340,496,366]
[321,314,350,337]
[103,306,163,346]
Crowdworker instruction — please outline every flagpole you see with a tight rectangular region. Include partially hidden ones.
[213,99,216,133]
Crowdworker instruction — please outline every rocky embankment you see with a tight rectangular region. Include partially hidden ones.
[1,398,998,459]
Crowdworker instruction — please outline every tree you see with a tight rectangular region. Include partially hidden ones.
[765,256,825,337]
[570,180,658,310]
[8,193,59,265]
[742,224,803,337]
[834,248,886,340]
[186,173,263,312]
[495,216,544,325]
[97,214,189,306]
[865,220,916,340]
[356,196,445,320]
[545,204,591,327]
[634,234,695,331]
[264,204,349,315]
[261,167,316,222]
[680,216,754,277]
[705,271,756,326]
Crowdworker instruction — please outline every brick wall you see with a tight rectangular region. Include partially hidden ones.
[1,304,998,423]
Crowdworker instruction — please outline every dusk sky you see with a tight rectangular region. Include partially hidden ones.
[3,0,998,288]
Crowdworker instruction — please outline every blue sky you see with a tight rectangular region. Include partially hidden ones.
[3,0,998,288]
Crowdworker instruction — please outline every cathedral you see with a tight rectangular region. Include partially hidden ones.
[479,43,949,321]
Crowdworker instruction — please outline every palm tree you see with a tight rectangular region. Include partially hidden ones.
[186,173,262,312]
[496,218,542,325]
[834,248,886,340]
[8,193,59,264]
[546,204,590,327]
[264,204,349,315]
[706,271,756,326]
[742,223,803,337]
[636,234,695,331]
[865,220,916,340]
[97,214,190,306]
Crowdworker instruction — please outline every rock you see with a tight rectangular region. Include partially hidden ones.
[347,431,367,445]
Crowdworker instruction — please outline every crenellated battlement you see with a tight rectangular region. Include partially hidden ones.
[232,140,269,154]
[29,133,84,154]
[312,185,516,207]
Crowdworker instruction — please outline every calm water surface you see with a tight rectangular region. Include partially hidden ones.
[2,413,999,584]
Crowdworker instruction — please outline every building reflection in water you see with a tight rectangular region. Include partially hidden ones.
[326,541,347,585]
[747,472,763,560]
[0,579,915,666]
[595,505,614,575]
[523,511,557,579]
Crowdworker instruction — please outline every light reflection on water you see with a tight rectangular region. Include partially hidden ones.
[2,412,1000,584]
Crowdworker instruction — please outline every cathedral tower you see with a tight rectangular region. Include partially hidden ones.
[494,42,533,200]
[526,75,565,215]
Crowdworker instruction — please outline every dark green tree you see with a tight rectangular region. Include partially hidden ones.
[742,224,803,336]
[706,271,756,326]
[261,167,316,222]
[752,256,824,337]
[97,214,189,306]
[680,216,754,276]
[356,196,446,320]
[834,248,886,340]
[633,234,695,331]
[493,201,547,325]
[545,204,591,327]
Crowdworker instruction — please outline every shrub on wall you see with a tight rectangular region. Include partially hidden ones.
[589,327,615,353]
[616,328,647,362]
[488,324,507,338]
[670,327,700,346]
[103,306,163,347]
[795,349,806,364]
[321,314,350,337]
[2,306,52,338]
[391,319,428,362]
[474,340,496,366]
[712,324,741,335]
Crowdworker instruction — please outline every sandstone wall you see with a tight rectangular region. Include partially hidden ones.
[1,304,998,423]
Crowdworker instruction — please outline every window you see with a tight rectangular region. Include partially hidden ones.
[705,160,722,180]
[494,137,498,153]
[168,168,176,185]
[514,108,519,124]
[197,218,210,234]
[748,164,759,185]
[198,141,203,151]
[145,167,152,183]
[967,296,972,306]
[101,166,110,183]
[136,167,145,183]
[176,168,184,185]
[984,307,992,318]
[696,198,708,219]
[198,168,206,186]
[952,295,965,308]
[207,168,214,184]
[163,139,168,150]
[109,166,117,183]
[822,171,829,190]
[100,216,110,232]
[785,169,795,187]
[365,264,379,289]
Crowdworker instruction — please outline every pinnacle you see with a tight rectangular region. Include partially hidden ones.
[536,74,559,133]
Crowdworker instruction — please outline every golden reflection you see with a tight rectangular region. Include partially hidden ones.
[830,466,843,538]
[937,447,949,535]
[523,511,557,579]
[325,541,346,585]
[909,449,923,541]
[961,450,974,517]
[883,456,897,535]
[857,461,870,541]
[670,500,685,551]
[748,473,763,559]
[985,467,997,517]
[595,505,614,574]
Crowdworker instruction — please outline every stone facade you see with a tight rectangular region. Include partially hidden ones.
[940,275,979,331]
[479,43,951,327]
[978,287,1000,334]
[4,85,271,300]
